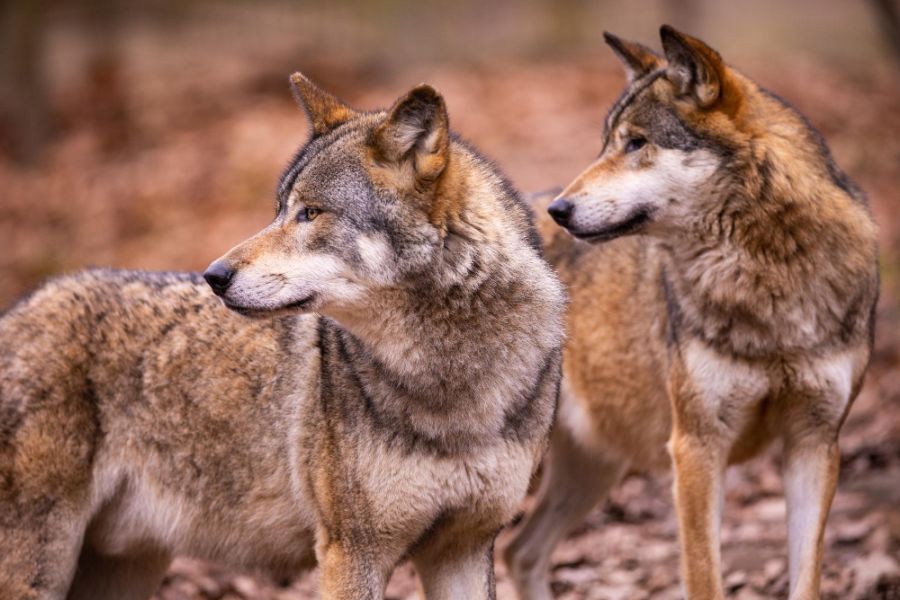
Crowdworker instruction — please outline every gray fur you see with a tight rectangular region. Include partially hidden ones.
[0,80,565,599]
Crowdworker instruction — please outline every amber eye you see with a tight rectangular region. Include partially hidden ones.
[297,207,321,222]
[624,136,647,153]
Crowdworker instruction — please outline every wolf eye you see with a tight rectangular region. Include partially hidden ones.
[624,137,647,153]
[297,206,321,223]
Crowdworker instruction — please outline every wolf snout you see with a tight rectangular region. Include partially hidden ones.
[548,197,574,226]
[204,260,235,296]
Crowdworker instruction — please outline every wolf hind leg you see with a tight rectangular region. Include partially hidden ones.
[0,386,104,598]
[0,500,91,600]
[503,420,628,600]
[0,427,95,598]
[67,545,172,600]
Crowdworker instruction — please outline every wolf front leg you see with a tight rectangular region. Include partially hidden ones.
[782,348,866,600]
[669,429,727,600]
[317,538,390,600]
[414,541,496,600]
[782,434,840,600]
[782,364,861,600]
[412,518,502,600]
[666,341,769,600]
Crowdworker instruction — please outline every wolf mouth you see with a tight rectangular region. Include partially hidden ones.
[223,294,316,317]
[574,208,653,243]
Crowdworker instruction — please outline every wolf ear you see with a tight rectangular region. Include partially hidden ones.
[370,84,450,186]
[289,73,358,137]
[659,25,723,108]
[603,32,662,82]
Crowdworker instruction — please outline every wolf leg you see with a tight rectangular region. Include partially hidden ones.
[782,403,843,600]
[669,429,726,600]
[412,527,498,600]
[318,539,389,600]
[783,350,861,600]
[0,434,93,598]
[66,546,171,600]
[0,502,88,600]
[782,438,839,600]
[504,423,628,600]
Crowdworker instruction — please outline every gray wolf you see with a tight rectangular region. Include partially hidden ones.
[0,75,565,599]
[504,25,879,600]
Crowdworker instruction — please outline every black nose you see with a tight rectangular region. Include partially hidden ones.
[547,197,574,226]
[203,260,235,296]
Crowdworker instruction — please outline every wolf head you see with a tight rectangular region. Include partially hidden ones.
[549,26,750,242]
[204,75,457,318]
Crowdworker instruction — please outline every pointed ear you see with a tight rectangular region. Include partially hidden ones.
[289,72,358,136]
[370,84,449,186]
[659,25,723,108]
[603,32,662,82]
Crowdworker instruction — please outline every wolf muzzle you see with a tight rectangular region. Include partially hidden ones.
[548,197,574,227]
[204,260,235,296]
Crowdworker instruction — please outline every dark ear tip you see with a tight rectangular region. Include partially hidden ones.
[660,24,693,46]
[603,31,629,52]
[408,83,443,103]
[403,84,447,115]
[660,24,687,46]
[660,24,688,51]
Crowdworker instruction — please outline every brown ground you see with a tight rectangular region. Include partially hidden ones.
[2,30,899,600]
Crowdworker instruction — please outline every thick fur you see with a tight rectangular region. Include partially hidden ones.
[0,76,565,599]
[505,26,879,600]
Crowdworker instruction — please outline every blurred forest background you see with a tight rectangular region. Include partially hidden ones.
[1,0,899,598]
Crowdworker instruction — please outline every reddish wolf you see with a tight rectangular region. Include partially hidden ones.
[505,26,879,600]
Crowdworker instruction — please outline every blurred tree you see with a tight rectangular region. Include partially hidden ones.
[80,0,132,155]
[869,0,900,66]
[0,0,51,165]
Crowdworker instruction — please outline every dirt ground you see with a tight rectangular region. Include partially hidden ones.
[2,26,899,600]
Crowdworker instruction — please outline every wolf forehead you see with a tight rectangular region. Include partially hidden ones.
[601,71,733,157]
[276,114,382,206]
